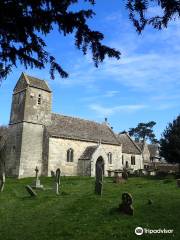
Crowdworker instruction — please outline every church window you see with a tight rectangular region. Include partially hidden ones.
[67,148,74,162]
[131,155,136,165]
[108,152,112,164]
[38,94,41,105]
[122,155,124,165]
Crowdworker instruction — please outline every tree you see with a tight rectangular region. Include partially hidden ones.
[0,125,8,160]
[0,126,8,150]
[126,0,180,33]
[1,1,180,81]
[0,0,120,81]
[128,121,158,143]
[160,115,180,164]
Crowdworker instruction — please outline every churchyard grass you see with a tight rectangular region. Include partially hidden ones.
[0,176,179,240]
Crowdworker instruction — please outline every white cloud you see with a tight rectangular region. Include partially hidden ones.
[89,103,147,117]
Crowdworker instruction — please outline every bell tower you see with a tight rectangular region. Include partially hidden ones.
[6,73,52,178]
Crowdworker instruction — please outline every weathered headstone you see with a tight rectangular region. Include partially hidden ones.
[25,185,37,197]
[113,175,125,184]
[32,166,43,189]
[55,168,61,195]
[0,169,6,192]
[95,165,103,195]
[119,192,134,215]
[122,168,128,180]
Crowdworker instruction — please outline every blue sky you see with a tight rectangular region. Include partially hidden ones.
[0,1,180,139]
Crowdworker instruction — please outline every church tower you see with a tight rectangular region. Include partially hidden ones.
[6,73,52,178]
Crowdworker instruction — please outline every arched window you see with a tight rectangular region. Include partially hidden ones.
[122,155,124,165]
[131,155,136,165]
[107,152,112,164]
[67,148,74,162]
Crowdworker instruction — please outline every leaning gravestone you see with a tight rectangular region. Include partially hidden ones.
[55,168,61,195]
[119,192,134,215]
[0,170,5,192]
[32,166,43,189]
[95,165,103,195]
[25,185,37,197]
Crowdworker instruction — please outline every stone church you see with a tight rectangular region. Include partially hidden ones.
[4,73,143,178]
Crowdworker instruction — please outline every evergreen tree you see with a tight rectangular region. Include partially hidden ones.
[1,1,180,81]
[160,115,180,164]
[128,121,158,143]
[0,0,120,81]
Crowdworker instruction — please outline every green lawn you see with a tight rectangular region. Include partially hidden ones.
[0,176,179,240]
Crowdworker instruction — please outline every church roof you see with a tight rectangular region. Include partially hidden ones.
[135,142,144,151]
[79,146,98,160]
[14,73,51,93]
[117,133,141,154]
[25,74,51,92]
[46,114,120,145]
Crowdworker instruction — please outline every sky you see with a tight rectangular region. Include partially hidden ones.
[0,0,180,140]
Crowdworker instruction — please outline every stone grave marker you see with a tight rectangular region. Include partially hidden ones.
[55,168,61,195]
[119,192,134,215]
[122,168,128,180]
[32,166,43,189]
[95,165,103,195]
[25,185,37,197]
[0,169,5,192]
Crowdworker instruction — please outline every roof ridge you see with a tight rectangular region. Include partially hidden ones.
[124,133,142,153]
[52,113,106,126]
[107,126,121,146]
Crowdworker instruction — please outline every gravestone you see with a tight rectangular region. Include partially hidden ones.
[32,166,43,189]
[0,170,5,192]
[122,168,128,180]
[119,192,134,215]
[25,185,37,197]
[55,168,61,195]
[113,171,124,184]
[95,165,103,195]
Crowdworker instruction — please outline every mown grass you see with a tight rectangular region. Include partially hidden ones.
[0,176,179,240]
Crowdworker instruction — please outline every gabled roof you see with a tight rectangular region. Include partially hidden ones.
[148,144,159,158]
[117,133,141,154]
[14,73,51,93]
[46,114,120,145]
[79,146,98,160]
[135,142,144,151]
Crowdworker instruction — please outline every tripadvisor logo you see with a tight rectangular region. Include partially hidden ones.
[135,227,143,235]
[135,227,174,235]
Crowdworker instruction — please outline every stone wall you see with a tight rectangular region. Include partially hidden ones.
[5,123,23,177]
[48,137,122,176]
[24,87,51,125]
[142,143,151,164]
[122,153,143,171]
[18,122,44,178]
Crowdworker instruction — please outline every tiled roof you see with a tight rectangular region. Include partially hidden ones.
[25,74,51,92]
[79,146,98,160]
[117,133,141,154]
[46,114,120,145]
[135,142,144,151]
